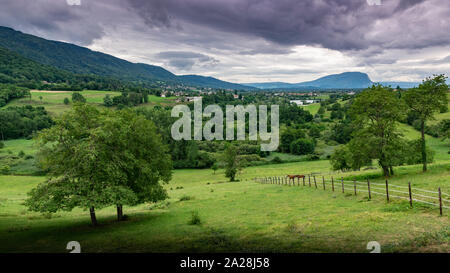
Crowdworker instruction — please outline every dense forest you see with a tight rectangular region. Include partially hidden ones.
[0,105,53,140]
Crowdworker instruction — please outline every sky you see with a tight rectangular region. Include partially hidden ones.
[0,0,449,83]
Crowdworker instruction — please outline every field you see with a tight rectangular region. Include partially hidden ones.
[5,90,174,116]
[0,132,449,253]
[302,103,320,115]
[0,94,449,253]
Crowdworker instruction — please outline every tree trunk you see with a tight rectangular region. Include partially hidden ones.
[421,120,427,172]
[89,206,98,226]
[381,165,389,177]
[116,205,123,221]
[389,166,394,176]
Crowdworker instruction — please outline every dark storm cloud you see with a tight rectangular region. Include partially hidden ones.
[394,0,425,11]
[0,0,115,45]
[0,0,448,82]
[124,0,449,51]
[155,51,219,70]
[1,0,448,51]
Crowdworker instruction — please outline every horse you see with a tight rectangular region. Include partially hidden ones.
[286,174,305,184]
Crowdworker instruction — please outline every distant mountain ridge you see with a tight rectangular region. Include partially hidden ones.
[0,26,255,90]
[244,72,422,90]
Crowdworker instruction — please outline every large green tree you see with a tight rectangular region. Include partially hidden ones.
[403,75,448,172]
[349,84,406,177]
[25,104,172,225]
[98,109,172,220]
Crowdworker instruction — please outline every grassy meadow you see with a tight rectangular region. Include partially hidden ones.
[0,91,449,253]
[0,132,448,253]
[5,90,174,116]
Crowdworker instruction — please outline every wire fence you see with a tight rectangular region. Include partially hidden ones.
[253,175,449,216]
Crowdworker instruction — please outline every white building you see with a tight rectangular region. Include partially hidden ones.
[290,100,304,105]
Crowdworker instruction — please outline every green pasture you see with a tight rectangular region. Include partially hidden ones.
[302,103,320,115]
[0,108,448,253]
[0,156,448,253]
[4,90,174,116]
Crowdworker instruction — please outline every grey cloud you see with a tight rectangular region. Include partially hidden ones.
[0,0,449,82]
[429,55,450,65]
[125,0,449,51]
[0,0,128,45]
[155,51,219,70]
[2,0,449,52]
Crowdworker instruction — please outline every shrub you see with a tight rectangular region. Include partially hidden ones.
[63,98,70,105]
[0,165,10,175]
[179,195,194,201]
[290,138,315,155]
[306,153,321,161]
[18,150,25,158]
[271,156,283,164]
[72,92,86,103]
[0,141,4,149]
[189,211,202,225]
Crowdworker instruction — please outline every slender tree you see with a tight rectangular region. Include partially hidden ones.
[403,75,448,171]
[223,144,238,181]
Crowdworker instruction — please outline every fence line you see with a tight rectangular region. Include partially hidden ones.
[253,175,448,216]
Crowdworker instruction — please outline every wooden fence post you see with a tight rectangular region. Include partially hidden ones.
[314,176,317,189]
[354,180,357,196]
[322,176,326,190]
[408,182,413,208]
[385,180,389,202]
[309,175,311,187]
[367,179,371,200]
[439,187,443,216]
[331,176,334,192]
[341,177,344,193]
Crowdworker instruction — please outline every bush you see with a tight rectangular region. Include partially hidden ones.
[0,165,10,175]
[179,195,194,201]
[290,138,315,155]
[271,156,283,164]
[18,150,25,158]
[188,211,202,225]
[63,98,70,105]
[103,94,113,107]
[0,141,4,149]
[307,153,321,161]
[72,92,86,103]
